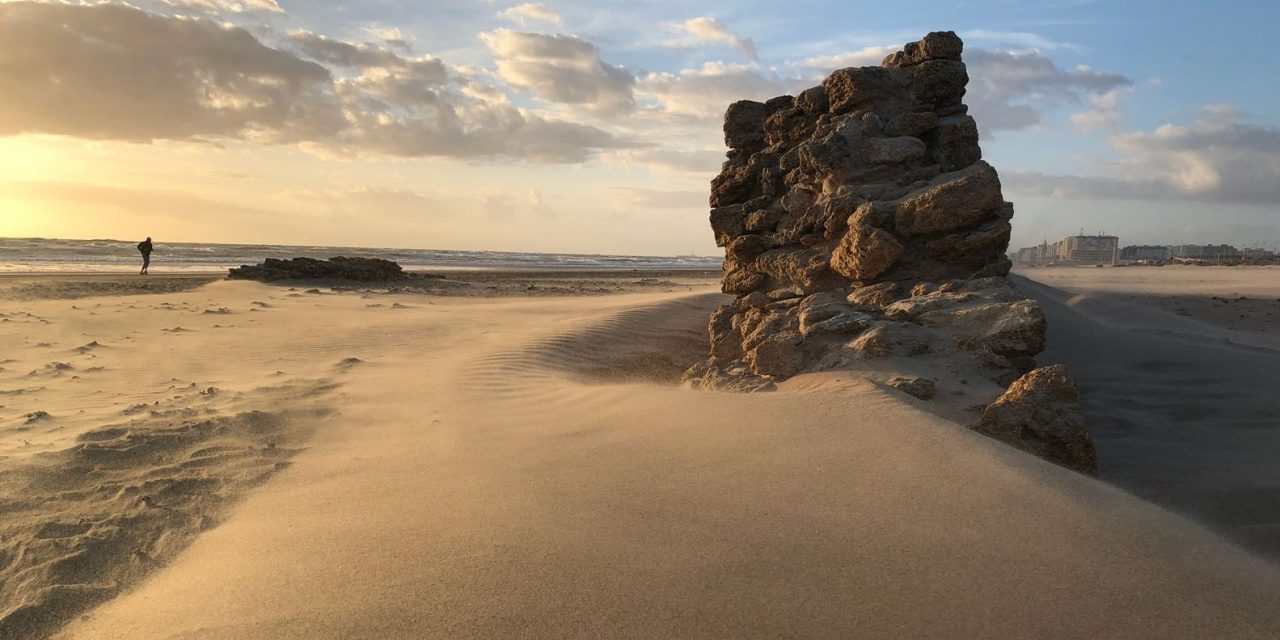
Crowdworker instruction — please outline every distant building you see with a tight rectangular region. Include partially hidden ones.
[1169,244,1240,261]
[1120,245,1171,262]
[1055,235,1119,265]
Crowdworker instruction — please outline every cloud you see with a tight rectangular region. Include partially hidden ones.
[481,189,556,220]
[602,148,724,175]
[0,2,341,143]
[498,3,563,27]
[607,186,704,210]
[0,3,630,162]
[290,30,447,79]
[668,17,758,62]
[481,29,635,115]
[792,46,898,72]
[158,0,284,14]
[362,24,412,49]
[1069,87,1129,133]
[964,49,1132,132]
[284,186,442,217]
[638,62,803,121]
[1006,107,1280,205]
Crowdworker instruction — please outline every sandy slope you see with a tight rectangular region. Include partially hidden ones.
[1015,269,1280,559]
[0,276,1259,639]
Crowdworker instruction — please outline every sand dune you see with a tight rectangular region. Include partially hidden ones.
[0,276,1259,638]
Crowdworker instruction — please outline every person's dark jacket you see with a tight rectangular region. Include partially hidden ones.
[138,239,153,255]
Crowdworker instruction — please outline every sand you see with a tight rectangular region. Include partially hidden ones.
[1016,266,1280,559]
[2,270,1279,638]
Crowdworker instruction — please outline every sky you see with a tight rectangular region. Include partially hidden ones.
[1,0,1278,255]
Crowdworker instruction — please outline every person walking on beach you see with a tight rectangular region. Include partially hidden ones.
[137,237,153,275]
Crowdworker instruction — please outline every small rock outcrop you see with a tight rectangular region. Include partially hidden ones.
[683,31,1095,472]
[227,257,406,282]
[973,365,1097,474]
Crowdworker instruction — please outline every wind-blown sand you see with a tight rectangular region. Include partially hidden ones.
[1017,266,1280,559]
[2,271,1279,638]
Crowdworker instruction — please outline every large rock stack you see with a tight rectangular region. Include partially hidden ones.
[683,32,1096,473]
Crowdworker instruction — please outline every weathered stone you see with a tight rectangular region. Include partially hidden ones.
[889,376,937,400]
[745,207,783,232]
[710,159,761,208]
[864,136,927,164]
[910,59,968,107]
[971,365,1097,474]
[884,111,938,137]
[795,85,830,116]
[894,161,1003,235]
[847,281,904,307]
[721,269,765,295]
[928,114,981,171]
[748,331,806,377]
[801,309,872,338]
[846,322,931,359]
[919,299,1047,356]
[723,100,770,151]
[708,305,743,360]
[227,257,405,282]
[727,234,774,263]
[764,107,815,146]
[685,33,1083,470]
[830,226,903,281]
[708,203,747,247]
[753,247,831,291]
[883,291,978,320]
[925,219,1012,268]
[882,31,963,67]
[822,67,908,116]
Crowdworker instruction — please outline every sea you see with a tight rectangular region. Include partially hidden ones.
[0,238,724,273]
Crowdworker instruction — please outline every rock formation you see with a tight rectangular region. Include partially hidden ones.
[973,365,1097,474]
[227,257,407,282]
[683,32,1096,474]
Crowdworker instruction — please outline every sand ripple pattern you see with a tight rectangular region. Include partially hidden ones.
[455,293,721,402]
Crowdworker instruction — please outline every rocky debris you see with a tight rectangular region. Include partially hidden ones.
[227,257,406,283]
[683,31,1095,472]
[971,365,1097,475]
[888,376,936,400]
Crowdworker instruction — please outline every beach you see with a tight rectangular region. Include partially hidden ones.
[2,268,1279,638]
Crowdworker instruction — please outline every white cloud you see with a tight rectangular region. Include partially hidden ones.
[1007,106,1280,205]
[638,62,802,121]
[481,29,635,115]
[159,0,284,13]
[602,148,725,175]
[498,3,564,27]
[1069,87,1129,133]
[362,24,412,49]
[667,17,758,62]
[964,49,1132,132]
[791,45,898,72]
[0,3,631,162]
